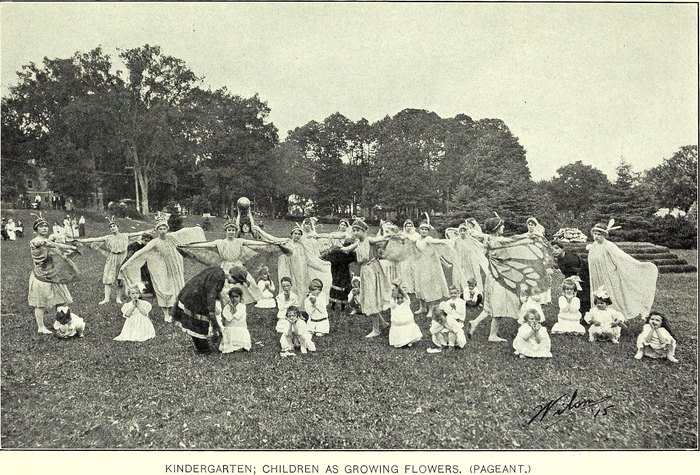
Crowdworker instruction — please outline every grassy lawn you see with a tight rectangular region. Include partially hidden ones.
[1,210,697,449]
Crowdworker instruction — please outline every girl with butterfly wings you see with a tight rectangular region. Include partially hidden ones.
[466,215,554,342]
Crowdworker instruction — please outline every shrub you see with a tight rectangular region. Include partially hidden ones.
[649,216,697,249]
[164,201,183,232]
[201,217,212,231]
[107,200,143,220]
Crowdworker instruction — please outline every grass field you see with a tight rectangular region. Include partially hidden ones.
[1,209,697,449]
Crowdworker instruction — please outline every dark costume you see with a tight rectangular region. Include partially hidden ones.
[555,250,591,315]
[172,267,229,353]
[124,240,154,295]
[321,246,357,307]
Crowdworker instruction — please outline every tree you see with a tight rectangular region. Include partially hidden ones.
[643,145,698,211]
[545,161,610,218]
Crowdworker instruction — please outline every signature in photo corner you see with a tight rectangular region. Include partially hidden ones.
[526,388,615,429]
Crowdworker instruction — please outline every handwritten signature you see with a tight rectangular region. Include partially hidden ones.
[527,389,615,429]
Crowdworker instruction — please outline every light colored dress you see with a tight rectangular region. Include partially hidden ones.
[305,293,330,335]
[218,301,251,352]
[279,318,316,353]
[451,236,486,292]
[513,323,552,358]
[6,220,16,240]
[483,236,520,319]
[439,298,467,328]
[356,239,392,315]
[275,291,300,333]
[53,313,85,338]
[214,239,263,305]
[518,297,546,324]
[102,234,129,285]
[584,307,626,342]
[587,239,658,318]
[636,324,677,359]
[28,236,73,308]
[389,298,422,348]
[114,300,155,342]
[254,279,276,309]
[551,296,585,334]
[430,315,467,348]
[414,237,450,303]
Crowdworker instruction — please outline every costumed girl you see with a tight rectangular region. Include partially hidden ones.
[519,217,552,304]
[396,219,419,294]
[584,287,627,343]
[388,279,422,348]
[114,284,156,342]
[587,219,658,320]
[120,213,204,322]
[338,218,401,338]
[551,276,586,335]
[27,213,80,334]
[412,215,453,315]
[74,216,142,305]
[467,214,553,342]
[513,308,552,358]
[445,218,488,294]
[320,236,357,311]
[634,311,678,363]
[254,266,276,309]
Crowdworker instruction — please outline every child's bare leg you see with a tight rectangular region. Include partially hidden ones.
[34,307,51,334]
[98,284,111,305]
[667,340,678,363]
[163,307,173,323]
[468,309,490,336]
[488,317,505,342]
[365,314,381,338]
[447,332,457,347]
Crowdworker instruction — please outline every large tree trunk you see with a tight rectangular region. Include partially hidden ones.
[137,169,149,215]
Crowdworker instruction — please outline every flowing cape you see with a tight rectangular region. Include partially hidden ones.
[33,248,80,284]
[486,234,554,295]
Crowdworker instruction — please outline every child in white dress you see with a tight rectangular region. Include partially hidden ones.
[428,307,466,352]
[53,306,85,339]
[305,278,329,337]
[114,285,155,342]
[584,288,627,344]
[551,277,585,335]
[518,290,545,324]
[275,277,300,333]
[513,308,552,358]
[388,280,422,348]
[279,305,316,356]
[634,311,678,363]
[347,276,362,315]
[254,266,276,309]
[217,287,251,353]
[439,286,467,328]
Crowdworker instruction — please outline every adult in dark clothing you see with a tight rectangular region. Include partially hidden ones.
[123,232,155,295]
[171,265,248,353]
[321,239,357,310]
[1,218,8,240]
[551,240,591,315]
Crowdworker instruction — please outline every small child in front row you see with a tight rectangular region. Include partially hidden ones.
[280,305,316,357]
[518,289,545,324]
[217,287,251,353]
[428,307,466,353]
[439,285,467,328]
[53,306,86,339]
[305,278,329,337]
[464,277,483,308]
[551,277,586,335]
[347,276,362,315]
[114,285,155,342]
[388,280,422,348]
[513,308,552,358]
[635,311,678,363]
[275,277,300,333]
[254,266,276,309]
[584,289,627,344]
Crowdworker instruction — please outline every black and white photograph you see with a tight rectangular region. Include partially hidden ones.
[0,0,697,469]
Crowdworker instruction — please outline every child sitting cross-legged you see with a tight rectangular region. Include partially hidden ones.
[279,305,316,357]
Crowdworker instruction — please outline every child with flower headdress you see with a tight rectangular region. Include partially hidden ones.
[551,276,586,335]
[584,287,627,343]
[587,219,658,320]
[254,266,276,309]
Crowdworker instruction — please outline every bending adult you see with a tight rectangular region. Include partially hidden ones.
[587,220,658,319]
[551,239,591,315]
[172,266,244,354]
[28,214,80,334]
[74,216,141,304]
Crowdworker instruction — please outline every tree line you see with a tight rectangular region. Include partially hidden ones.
[1,45,696,246]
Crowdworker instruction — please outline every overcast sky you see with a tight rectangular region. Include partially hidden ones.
[1,2,697,180]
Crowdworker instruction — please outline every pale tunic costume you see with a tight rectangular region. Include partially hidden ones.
[28,236,74,308]
[102,234,130,284]
[483,236,520,319]
[355,239,392,315]
[305,293,330,335]
[389,298,422,348]
[254,279,276,309]
[217,301,251,352]
[551,296,585,334]
[513,323,552,358]
[584,307,626,342]
[214,239,264,305]
[114,300,155,342]
[275,237,332,308]
[397,229,419,293]
[451,236,486,293]
[439,298,467,327]
[413,237,450,304]
[430,315,466,348]
[636,324,677,359]
[587,239,658,318]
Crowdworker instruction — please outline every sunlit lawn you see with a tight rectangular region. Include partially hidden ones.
[1,210,697,449]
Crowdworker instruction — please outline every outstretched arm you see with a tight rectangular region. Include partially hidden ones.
[74,235,108,244]
[182,241,218,249]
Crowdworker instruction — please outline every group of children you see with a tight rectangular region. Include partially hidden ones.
[52,263,678,364]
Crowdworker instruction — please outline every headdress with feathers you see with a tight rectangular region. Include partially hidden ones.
[155,211,170,230]
[290,223,304,236]
[418,212,433,230]
[351,217,368,232]
[223,215,238,231]
[106,215,118,227]
[484,212,504,234]
[31,212,48,231]
[592,219,621,235]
